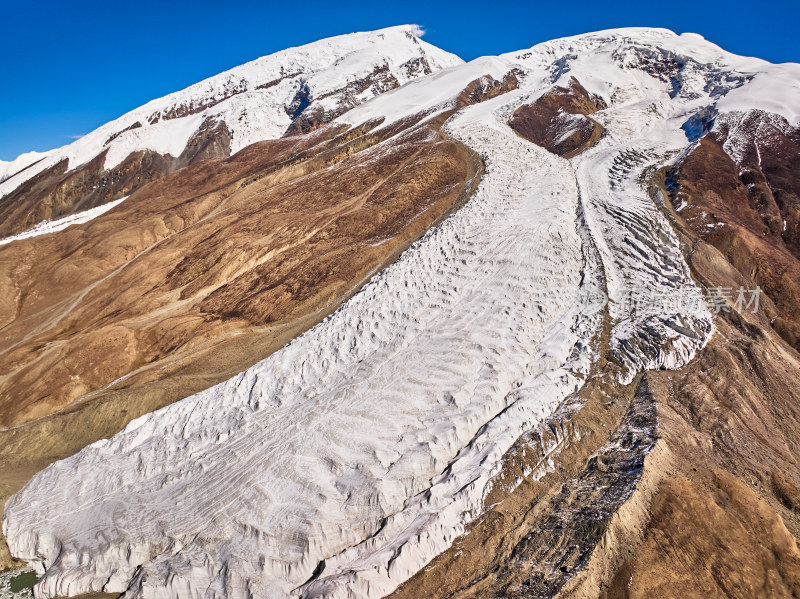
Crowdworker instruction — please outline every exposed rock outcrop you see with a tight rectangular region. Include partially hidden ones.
[666,111,800,350]
[509,77,606,157]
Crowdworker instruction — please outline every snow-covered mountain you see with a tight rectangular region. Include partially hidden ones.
[0,151,52,185]
[3,25,800,599]
[1,25,459,186]
[0,25,460,237]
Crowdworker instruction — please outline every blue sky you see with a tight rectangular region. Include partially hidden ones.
[1,0,797,161]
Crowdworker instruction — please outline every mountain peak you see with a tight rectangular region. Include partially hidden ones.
[0,26,462,236]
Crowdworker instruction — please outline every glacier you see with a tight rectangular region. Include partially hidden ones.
[7,25,800,599]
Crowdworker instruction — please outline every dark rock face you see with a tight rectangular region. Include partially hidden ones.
[255,69,304,91]
[400,55,433,79]
[666,110,800,349]
[681,106,717,142]
[456,69,523,107]
[283,63,404,136]
[508,77,607,157]
[104,121,142,145]
[0,151,167,237]
[177,117,232,167]
[612,44,752,99]
[278,54,440,137]
[492,380,659,598]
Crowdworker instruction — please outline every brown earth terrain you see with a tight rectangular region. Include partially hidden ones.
[0,118,234,239]
[665,113,800,351]
[0,115,467,428]
[0,74,520,573]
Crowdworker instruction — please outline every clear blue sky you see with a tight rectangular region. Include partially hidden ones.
[1,0,797,161]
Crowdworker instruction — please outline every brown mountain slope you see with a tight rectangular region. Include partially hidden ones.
[509,77,607,157]
[0,114,470,429]
[0,120,232,239]
[665,112,800,350]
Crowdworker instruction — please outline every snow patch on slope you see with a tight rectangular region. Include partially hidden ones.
[0,196,128,246]
[717,64,800,126]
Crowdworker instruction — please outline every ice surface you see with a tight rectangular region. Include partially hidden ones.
[7,25,799,599]
[717,65,800,126]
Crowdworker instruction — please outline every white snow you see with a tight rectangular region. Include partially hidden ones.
[335,56,513,129]
[717,64,800,126]
[0,25,462,202]
[2,90,603,599]
[0,196,128,246]
[0,151,52,184]
[7,24,800,599]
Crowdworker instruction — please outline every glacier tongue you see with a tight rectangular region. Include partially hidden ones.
[570,94,716,382]
[2,85,601,599]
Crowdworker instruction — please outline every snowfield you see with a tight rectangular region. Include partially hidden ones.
[0,25,461,201]
[6,25,800,599]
